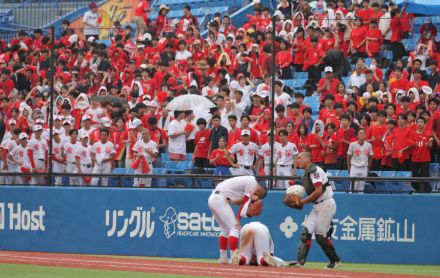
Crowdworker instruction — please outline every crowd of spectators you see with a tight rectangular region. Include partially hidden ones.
[0,0,439,190]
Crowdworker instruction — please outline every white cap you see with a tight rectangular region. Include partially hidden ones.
[19,133,28,140]
[63,120,71,125]
[421,85,433,95]
[408,87,419,95]
[100,117,111,127]
[87,36,95,43]
[259,90,269,98]
[80,131,89,139]
[324,66,333,73]
[82,114,91,121]
[9,119,16,125]
[53,129,61,135]
[36,119,45,125]
[142,33,152,41]
[241,129,251,136]
[149,101,159,108]
[33,125,43,132]
[140,64,148,69]
[130,118,142,129]
[54,115,62,121]
[363,92,371,99]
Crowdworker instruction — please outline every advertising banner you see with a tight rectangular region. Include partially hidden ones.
[0,187,438,265]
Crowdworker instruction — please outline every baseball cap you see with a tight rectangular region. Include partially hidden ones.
[80,132,89,139]
[36,119,45,125]
[63,120,71,125]
[53,129,61,135]
[241,129,251,136]
[236,73,245,80]
[130,118,142,129]
[421,85,433,96]
[19,133,28,140]
[82,115,91,121]
[9,119,16,125]
[100,117,111,127]
[324,66,333,73]
[33,125,43,132]
[54,115,62,121]
[87,36,95,43]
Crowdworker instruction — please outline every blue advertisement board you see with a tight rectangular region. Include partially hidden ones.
[0,186,438,265]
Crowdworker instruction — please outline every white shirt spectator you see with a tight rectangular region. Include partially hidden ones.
[348,72,366,89]
[274,92,291,108]
[379,12,392,41]
[168,119,187,154]
[85,106,105,127]
[201,85,219,97]
[175,50,192,61]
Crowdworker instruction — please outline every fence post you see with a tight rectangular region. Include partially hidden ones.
[48,25,55,186]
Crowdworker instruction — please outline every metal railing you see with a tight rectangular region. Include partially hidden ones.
[1,172,439,194]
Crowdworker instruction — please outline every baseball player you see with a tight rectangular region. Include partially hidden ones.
[132,129,158,187]
[28,125,48,185]
[78,115,93,139]
[229,130,259,175]
[52,129,66,186]
[63,129,80,186]
[91,128,115,187]
[347,129,373,192]
[256,131,281,176]
[7,132,29,185]
[75,132,94,186]
[208,176,267,264]
[1,128,20,185]
[276,130,299,189]
[289,152,341,269]
[231,221,286,267]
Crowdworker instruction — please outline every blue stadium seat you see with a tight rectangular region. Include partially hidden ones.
[186,153,193,161]
[283,79,306,89]
[163,161,193,173]
[375,171,396,193]
[336,170,350,191]
[304,96,320,105]
[429,163,439,191]
[196,178,214,188]
[161,153,170,162]
[342,77,350,88]
[122,169,135,187]
[394,171,414,193]
[295,72,308,79]
[152,168,168,188]
[109,168,123,187]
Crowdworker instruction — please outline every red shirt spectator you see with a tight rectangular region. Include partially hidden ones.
[409,128,432,162]
[317,69,339,101]
[194,128,211,159]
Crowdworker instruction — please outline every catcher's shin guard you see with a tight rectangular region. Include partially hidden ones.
[297,228,312,265]
[316,234,340,262]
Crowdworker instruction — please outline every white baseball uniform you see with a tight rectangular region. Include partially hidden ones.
[64,140,80,186]
[132,139,158,187]
[229,142,258,175]
[276,142,298,189]
[91,141,115,186]
[8,144,29,185]
[304,167,336,236]
[1,138,18,185]
[75,143,93,185]
[208,176,259,260]
[258,142,281,176]
[52,139,65,186]
[239,222,286,267]
[85,107,105,128]
[27,137,48,185]
[347,141,373,192]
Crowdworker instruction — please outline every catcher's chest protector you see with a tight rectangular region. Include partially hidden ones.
[301,164,327,196]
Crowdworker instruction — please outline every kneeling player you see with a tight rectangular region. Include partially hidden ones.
[231,221,285,267]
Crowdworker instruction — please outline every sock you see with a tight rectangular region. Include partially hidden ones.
[228,236,238,251]
[239,256,246,265]
[219,249,227,259]
[219,236,228,250]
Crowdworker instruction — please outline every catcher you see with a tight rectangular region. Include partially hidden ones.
[283,152,341,269]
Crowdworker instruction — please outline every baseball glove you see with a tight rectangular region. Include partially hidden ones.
[282,194,303,210]
[247,200,263,217]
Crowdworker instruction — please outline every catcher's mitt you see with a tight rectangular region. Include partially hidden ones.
[283,194,303,210]
[247,200,263,217]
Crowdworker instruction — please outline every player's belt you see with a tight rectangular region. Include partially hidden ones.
[278,165,292,167]
[314,198,330,205]
[82,164,92,168]
[239,165,252,169]
[37,158,45,161]
[214,190,231,201]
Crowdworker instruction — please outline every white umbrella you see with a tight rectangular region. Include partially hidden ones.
[165,94,216,111]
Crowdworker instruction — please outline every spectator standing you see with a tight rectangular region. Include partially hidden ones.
[336,114,356,169]
[64,129,80,186]
[317,67,339,102]
[276,130,299,188]
[347,128,373,192]
[193,118,211,169]
[134,0,150,38]
[75,132,93,186]
[210,137,233,175]
[229,129,258,176]
[132,129,158,187]
[83,2,101,41]
[181,5,198,27]
[391,114,411,171]
[168,111,190,161]
[28,125,48,185]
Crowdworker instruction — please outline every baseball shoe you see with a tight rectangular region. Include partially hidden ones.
[326,261,342,269]
[230,249,242,265]
[218,257,230,264]
[262,252,277,267]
